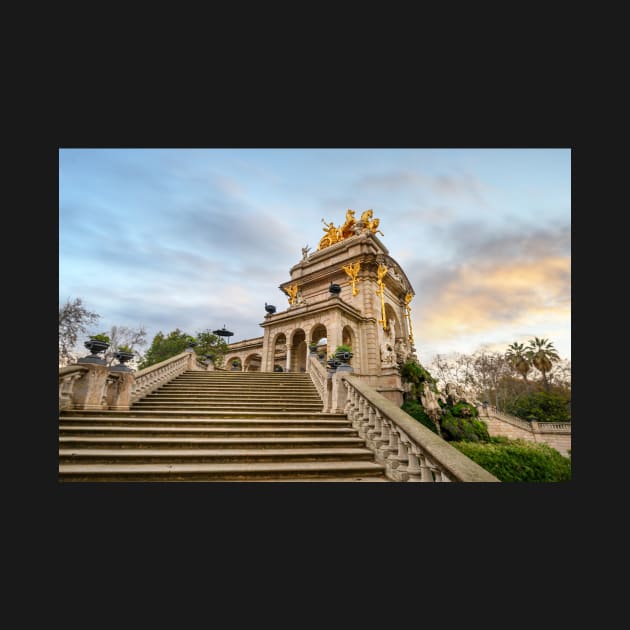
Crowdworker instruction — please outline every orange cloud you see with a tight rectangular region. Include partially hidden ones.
[414,256,570,342]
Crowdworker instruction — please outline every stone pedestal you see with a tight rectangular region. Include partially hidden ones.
[106,371,135,411]
[70,363,110,410]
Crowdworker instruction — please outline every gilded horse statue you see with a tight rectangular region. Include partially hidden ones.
[318,209,357,250]
[360,209,384,237]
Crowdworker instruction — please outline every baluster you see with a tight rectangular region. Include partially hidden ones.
[369,409,383,445]
[365,405,377,441]
[384,420,400,467]
[349,389,360,428]
[394,430,410,479]
[356,397,367,436]
[405,443,424,482]
[377,415,391,457]
[416,449,435,482]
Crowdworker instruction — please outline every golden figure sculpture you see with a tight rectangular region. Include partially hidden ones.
[376,263,388,330]
[361,209,384,237]
[340,209,356,239]
[318,219,341,250]
[318,209,382,250]
[342,261,361,296]
[404,292,415,345]
[284,283,299,305]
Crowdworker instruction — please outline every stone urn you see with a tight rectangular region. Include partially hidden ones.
[309,344,318,355]
[78,338,110,365]
[111,350,135,372]
[334,350,353,372]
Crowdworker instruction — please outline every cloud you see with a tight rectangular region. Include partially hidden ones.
[406,220,571,355]
[355,170,491,205]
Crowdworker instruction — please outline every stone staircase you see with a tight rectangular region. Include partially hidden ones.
[59,370,389,481]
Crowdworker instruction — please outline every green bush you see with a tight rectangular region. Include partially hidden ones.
[440,413,490,443]
[451,402,479,418]
[452,439,571,482]
[90,333,110,343]
[401,400,438,434]
[505,390,570,423]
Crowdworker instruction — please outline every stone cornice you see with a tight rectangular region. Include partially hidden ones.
[260,296,369,328]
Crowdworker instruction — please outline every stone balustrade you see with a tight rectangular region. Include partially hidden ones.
[308,353,326,403]
[59,350,200,412]
[477,403,571,456]
[343,375,499,482]
[131,351,198,402]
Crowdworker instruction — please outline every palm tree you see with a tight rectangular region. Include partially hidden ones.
[505,342,531,381]
[526,337,560,391]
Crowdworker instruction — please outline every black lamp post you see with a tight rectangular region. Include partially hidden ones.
[213,325,234,344]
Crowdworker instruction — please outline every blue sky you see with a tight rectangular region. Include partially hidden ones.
[59,148,571,363]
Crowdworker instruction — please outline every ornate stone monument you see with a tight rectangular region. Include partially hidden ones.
[252,209,417,404]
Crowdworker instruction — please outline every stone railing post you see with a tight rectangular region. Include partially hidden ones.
[105,371,135,411]
[68,363,110,410]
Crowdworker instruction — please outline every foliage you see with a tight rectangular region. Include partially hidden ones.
[334,344,352,353]
[116,344,133,354]
[429,343,570,419]
[440,412,490,443]
[505,342,531,381]
[138,328,228,370]
[90,333,111,343]
[400,359,438,397]
[104,325,147,365]
[138,329,192,369]
[526,337,560,391]
[59,297,100,366]
[451,402,479,418]
[401,400,438,434]
[452,439,571,482]
[504,390,571,423]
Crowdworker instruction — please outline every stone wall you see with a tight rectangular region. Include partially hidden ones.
[478,406,571,457]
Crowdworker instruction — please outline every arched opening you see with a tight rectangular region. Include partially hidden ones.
[273,332,287,369]
[342,325,355,349]
[228,357,243,371]
[244,353,262,372]
[310,323,327,359]
[290,329,307,372]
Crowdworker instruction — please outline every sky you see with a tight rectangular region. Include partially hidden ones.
[59,148,571,363]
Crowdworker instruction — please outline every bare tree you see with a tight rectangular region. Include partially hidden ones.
[104,325,148,366]
[59,298,100,367]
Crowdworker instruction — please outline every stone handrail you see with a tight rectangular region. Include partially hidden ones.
[343,375,499,482]
[131,351,194,402]
[308,353,326,402]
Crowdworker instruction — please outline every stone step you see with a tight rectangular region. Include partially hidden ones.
[59,447,374,464]
[59,436,366,448]
[58,460,387,482]
[59,424,357,437]
[131,402,323,410]
[142,391,322,404]
[154,386,319,392]
[60,410,346,420]
[59,418,350,428]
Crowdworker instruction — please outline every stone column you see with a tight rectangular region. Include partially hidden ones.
[286,346,292,372]
[70,363,110,410]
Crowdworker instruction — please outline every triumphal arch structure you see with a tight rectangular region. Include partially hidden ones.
[224,209,418,404]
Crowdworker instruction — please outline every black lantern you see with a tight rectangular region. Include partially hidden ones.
[213,325,234,344]
[329,282,341,295]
